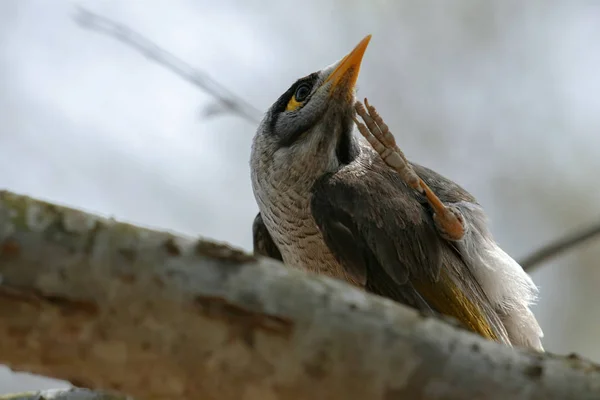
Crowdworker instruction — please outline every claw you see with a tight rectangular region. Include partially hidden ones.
[433,206,466,241]
[354,100,422,191]
[353,98,467,241]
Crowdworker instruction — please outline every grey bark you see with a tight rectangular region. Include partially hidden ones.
[0,190,599,399]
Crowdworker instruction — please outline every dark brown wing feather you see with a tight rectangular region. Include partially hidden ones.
[252,213,283,262]
[310,156,510,344]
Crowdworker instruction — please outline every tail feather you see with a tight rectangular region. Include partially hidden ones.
[454,201,544,351]
[413,245,512,346]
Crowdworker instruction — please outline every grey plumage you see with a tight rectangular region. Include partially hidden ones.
[250,36,543,350]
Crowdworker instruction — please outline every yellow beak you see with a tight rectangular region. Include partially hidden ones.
[325,34,371,97]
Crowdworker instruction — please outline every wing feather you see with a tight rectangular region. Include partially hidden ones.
[311,161,511,345]
[252,213,283,262]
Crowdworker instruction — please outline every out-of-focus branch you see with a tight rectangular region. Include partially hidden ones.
[0,388,130,400]
[1,190,600,399]
[73,7,263,124]
[520,220,600,273]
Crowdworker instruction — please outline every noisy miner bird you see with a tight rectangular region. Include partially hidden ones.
[250,35,543,351]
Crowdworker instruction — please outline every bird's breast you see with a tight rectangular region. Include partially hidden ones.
[254,181,361,287]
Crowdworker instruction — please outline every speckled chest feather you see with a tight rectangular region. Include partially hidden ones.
[251,151,362,287]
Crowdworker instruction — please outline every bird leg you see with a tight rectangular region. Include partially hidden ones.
[352,98,466,242]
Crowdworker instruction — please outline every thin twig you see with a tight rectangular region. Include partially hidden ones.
[520,220,600,272]
[73,7,263,124]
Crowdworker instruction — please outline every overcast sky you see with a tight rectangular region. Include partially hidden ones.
[2,0,600,393]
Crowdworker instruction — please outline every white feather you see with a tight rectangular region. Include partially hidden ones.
[454,201,544,351]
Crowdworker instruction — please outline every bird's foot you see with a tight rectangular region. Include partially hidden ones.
[353,98,466,241]
[433,205,466,242]
[352,99,421,190]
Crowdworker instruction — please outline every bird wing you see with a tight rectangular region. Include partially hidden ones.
[252,213,283,262]
[310,161,511,345]
[412,162,543,350]
[412,162,477,204]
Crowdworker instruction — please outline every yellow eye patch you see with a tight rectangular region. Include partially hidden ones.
[285,82,312,112]
[285,95,303,112]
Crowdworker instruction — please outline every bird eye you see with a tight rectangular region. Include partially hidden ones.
[294,83,311,102]
[284,77,316,112]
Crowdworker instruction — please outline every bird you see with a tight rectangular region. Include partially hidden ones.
[250,35,543,351]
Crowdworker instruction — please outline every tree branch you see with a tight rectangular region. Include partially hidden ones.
[520,220,600,273]
[0,190,599,399]
[73,7,263,124]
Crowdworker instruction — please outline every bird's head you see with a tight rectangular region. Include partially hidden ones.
[251,35,371,183]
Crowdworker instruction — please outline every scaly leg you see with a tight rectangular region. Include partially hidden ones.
[352,98,466,241]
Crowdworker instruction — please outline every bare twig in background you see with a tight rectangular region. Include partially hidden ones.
[73,7,263,124]
[2,190,600,399]
[520,220,600,273]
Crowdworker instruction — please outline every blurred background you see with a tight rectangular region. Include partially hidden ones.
[1,0,600,393]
